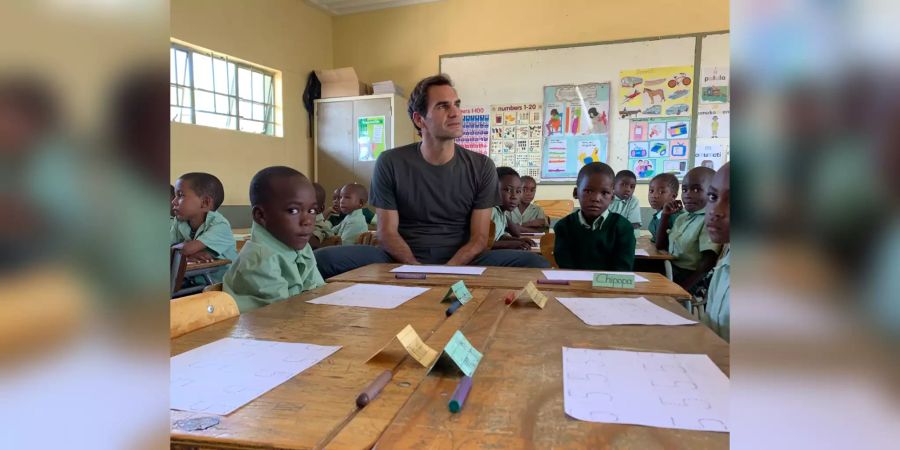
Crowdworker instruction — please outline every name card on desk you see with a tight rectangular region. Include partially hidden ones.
[592,273,635,289]
[512,282,549,309]
[366,324,439,368]
[442,280,473,304]
[430,330,483,377]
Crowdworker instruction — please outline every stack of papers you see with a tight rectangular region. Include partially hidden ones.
[372,81,404,97]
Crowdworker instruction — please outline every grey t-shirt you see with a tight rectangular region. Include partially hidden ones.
[370,143,499,262]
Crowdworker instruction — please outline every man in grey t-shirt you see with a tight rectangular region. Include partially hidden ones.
[369,141,499,263]
[314,75,548,276]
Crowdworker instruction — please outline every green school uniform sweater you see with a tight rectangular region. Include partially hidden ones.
[552,210,636,271]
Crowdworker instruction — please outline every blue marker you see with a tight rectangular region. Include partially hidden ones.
[445,299,463,316]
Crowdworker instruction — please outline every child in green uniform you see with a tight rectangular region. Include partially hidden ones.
[170,172,237,282]
[508,175,548,232]
[553,163,635,270]
[703,163,730,340]
[608,170,642,230]
[223,166,325,312]
[656,166,721,292]
[491,167,536,251]
[332,183,370,245]
[647,172,684,242]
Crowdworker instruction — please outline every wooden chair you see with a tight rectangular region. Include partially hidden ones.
[170,291,239,339]
[533,199,574,221]
[203,282,223,292]
[356,231,379,246]
[539,233,557,268]
[170,247,187,297]
[236,239,248,252]
[486,221,496,249]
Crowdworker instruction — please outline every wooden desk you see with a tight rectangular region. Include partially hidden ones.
[366,289,729,449]
[328,264,691,299]
[170,282,491,450]
[636,235,675,261]
[184,259,231,272]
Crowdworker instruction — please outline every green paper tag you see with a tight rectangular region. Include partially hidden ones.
[441,330,482,377]
[443,280,473,304]
[592,273,635,289]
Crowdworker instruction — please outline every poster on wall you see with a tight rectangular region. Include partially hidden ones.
[627,117,692,181]
[700,66,729,104]
[357,115,385,161]
[694,102,729,170]
[540,82,611,181]
[489,103,543,178]
[694,139,729,171]
[697,103,729,139]
[456,105,491,155]
[618,66,694,119]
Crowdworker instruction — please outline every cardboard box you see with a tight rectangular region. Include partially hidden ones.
[315,67,370,98]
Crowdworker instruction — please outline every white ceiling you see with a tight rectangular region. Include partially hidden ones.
[305,0,442,15]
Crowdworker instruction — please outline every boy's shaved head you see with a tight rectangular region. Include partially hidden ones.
[313,182,326,211]
[249,166,309,207]
[342,183,368,202]
[178,172,225,210]
[614,170,637,182]
[651,172,679,192]
[683,166,716,186]
[576,162,614,188]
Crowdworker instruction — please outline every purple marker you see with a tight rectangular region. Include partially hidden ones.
[396,273,426,279]
[448,376,473,413]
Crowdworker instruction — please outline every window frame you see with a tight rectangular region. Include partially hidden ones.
[170,42,278,136]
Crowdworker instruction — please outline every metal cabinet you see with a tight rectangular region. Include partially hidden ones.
[313,94,416,193]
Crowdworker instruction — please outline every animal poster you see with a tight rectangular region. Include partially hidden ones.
[456,105,490,155]
[489,103,542,178]
[628,117,692,181]
[618,66,694,119]
[540,82,611,181]
[700,66,729,104]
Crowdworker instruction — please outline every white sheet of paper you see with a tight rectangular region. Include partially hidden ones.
[390,265,486,275]
[635,249,650,256]
[542,270,649,283]
[557,296,696,326]
[306,283,429,309]
[563,347,729,432]
[171,338,341,415]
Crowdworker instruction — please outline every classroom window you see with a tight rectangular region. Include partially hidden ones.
[170,43,278,136]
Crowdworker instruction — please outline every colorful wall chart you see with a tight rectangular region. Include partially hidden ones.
[489,103,543,178]
[628,117,691,181]
[540,83,611,181]
[618,66,694,119]
[357,115,385,161]
[456,105,490,155]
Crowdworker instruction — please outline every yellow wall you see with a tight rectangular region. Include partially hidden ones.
[170,0,332,205]
[333,0,729,201]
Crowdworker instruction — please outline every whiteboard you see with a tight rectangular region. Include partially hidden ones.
[441,33,728,182]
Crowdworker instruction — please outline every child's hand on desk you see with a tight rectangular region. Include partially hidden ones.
[187,251,214,263]
[662,200,683,216]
